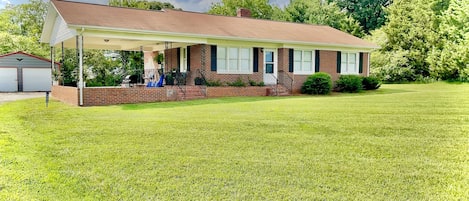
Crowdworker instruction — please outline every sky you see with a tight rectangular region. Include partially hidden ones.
[1,0,290,12]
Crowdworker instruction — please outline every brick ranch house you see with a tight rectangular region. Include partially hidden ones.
[40,0,378,106]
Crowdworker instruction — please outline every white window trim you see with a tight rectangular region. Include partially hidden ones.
[217,46,253,74]
[293,49,315,75]
[180,47,187,73]
[340,52,360,75]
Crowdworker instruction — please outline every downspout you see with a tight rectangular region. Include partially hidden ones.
[50,46,54,88]
[367,52,370,76]
[78,28,84,106]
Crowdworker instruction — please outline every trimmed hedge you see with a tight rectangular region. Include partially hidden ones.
[301,72,332,95]
[335,75,363,93]
[362,76,381,90]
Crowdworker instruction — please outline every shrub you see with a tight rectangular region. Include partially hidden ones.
[228,77,247,87]
[205,79,223,87]
[362,76,381,90]
[301,72,332,95]
[248,78,257,86]
[257,81,265,87]
[335,75,363,93]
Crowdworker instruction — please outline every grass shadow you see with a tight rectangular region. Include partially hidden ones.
[120,87,413,110]
[120,96,297,110]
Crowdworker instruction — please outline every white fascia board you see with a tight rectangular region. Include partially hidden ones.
[207,35,379,51]
[207,39,282,48]
[71,25,208,44]
[282,43,378,52]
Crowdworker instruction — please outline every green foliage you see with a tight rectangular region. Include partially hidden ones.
[335,75,363,93]
[301,72,332,95]
[0,0,49,56]
[362,76,381,90]
[59,49,78,86]
[227,77,247,87]
[368,0,469,82]
[208,0,275,19]
[427,0,469,82]
[205,79,223,87]
[1,83,469,200]
[330,0,391,33]
[109,0,176,10]
[164,73,174,85]
[277,0,364,37]
[248,78,264,86]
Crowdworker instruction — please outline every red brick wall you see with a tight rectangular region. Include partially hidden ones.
[164,48,179,72]
[203,45,264,85]
[318,50,339,81]
[164,46,371,94]
[207,86,269,97]
[82,86,179,106]
[51,85,78,106]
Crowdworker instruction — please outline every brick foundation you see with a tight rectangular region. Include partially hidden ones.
[207,86,269,97]
[82,86,180,106]
[51,85,79,105]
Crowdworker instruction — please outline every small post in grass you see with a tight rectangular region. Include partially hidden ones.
[46,91,50,107]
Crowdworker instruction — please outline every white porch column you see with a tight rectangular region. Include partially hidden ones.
[78,35,84,106]
[50,46,54,87]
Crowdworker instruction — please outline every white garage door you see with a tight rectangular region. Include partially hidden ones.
[23,68,52,92]
[0,68,18,92]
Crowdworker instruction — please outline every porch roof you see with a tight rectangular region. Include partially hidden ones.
[40,0,378,51]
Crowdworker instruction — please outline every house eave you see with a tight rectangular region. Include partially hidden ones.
[67,24,378,52]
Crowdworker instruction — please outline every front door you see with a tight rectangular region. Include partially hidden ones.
[263,49,277,85]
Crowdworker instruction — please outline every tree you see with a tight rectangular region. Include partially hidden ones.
[208,0,275,19]
[278,0,364,37]
[109,0,176,10]
[329,0,391,33]
[427,0,469,81]
[0,0,49,56]
[368,0,450,82]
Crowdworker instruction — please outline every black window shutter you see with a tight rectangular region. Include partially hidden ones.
[337,51,341,73]
[315,50,320,72]
[253,48,259,72]
[187,47,191,72]
[177,48,180,70]
[211,45,217,71]
[288,49,294,72]
[359,52,363,74]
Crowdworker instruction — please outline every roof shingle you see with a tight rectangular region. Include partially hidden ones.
[51,0,377,49]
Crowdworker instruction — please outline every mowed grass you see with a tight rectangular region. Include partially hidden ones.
[0,83,468,200]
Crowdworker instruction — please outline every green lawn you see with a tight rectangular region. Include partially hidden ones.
[1,83,468,200]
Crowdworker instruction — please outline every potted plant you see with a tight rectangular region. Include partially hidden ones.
[165,73,174,85]
[194,77,205,85]
[155,53,164,64]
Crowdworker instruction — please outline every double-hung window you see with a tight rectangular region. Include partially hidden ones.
[294,50,314,74]
[341,52,359,74]
[217,46,252,74]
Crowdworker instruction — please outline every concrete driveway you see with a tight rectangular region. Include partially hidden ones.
[0,92,46,105]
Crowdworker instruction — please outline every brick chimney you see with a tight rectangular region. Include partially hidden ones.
[236,8,251,18]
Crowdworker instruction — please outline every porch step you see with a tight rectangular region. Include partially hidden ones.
[177,86,206,100]
[269,84,290,96]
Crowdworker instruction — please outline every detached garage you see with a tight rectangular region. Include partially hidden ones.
[0,51,59,92]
